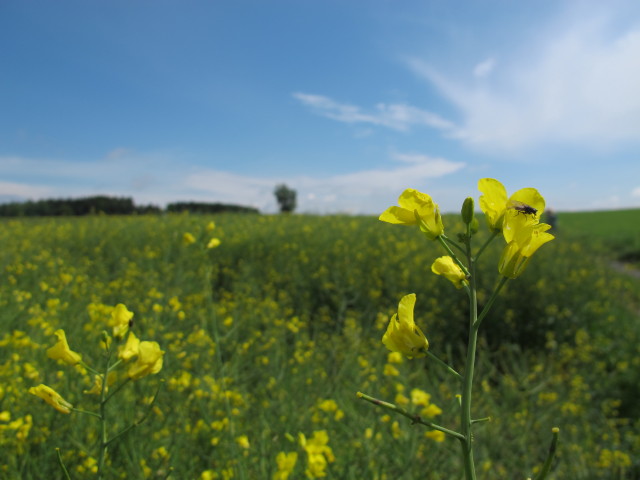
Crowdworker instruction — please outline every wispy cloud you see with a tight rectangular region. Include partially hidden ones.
[407,16,640,152]
[186,152,465,213]
[473,57,496,78]
[0,152,465,214]
[0,180,52,200]
[292,92,457,132]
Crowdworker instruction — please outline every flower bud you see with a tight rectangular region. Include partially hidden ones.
[461,197,475,225]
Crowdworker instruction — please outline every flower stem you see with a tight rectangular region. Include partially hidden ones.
[475,230,500,260]
[459,233,478,480]
[475,276,509,328]
[55,448,71,480]
[97,350,113,480]
[438,236,471,277]
[425,350,463,381]
[533,428,560,480]
[356,392,464,440]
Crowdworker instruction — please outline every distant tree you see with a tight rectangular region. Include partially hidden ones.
[274,184,297,213]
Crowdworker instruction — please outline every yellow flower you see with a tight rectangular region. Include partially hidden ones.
[127,341,164,380]
[499,220,555,278]
[236,435,250,449]
[273,451,298,480]
[382,294,429,359]
[206,221,216,232]
[46,329,82,365]
[478,178,545,232]
[207,238,221,249]
[379,189,444,239]
[28,384,73,414]
[425,430,446,442]
[183,232,196,245]
[109,303,133,340]
[299,430,335,478]
[83,374,106,395]
[118,331,141,361]
[431,256,467,288]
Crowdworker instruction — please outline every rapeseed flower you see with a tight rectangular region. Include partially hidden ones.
[499,217,554,279]
[273,451,298,480]
[183,232,196,245]
[207,238,221,249]
[478,178,545,232]
[118,331,141,361]
[127,341,164,380]
[382,294,429,359]
[28,384,73,414]
[379,188,444,239]
[299,430,335,478]
[46,329,82,366]
[109,303,134,340]
[431,256,467,288]
[236,435,250,449]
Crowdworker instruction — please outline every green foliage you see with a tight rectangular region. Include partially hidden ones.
[0,212,638,478]
[274,184,297,213]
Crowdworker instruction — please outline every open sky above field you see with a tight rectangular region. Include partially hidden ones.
[2,0,640,214]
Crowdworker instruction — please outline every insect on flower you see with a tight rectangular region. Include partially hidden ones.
[507,200,538,217]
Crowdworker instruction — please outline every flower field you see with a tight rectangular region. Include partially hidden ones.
[1,209,639,479]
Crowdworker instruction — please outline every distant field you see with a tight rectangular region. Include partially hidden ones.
[0,211,638,479]
[557,209,640,263]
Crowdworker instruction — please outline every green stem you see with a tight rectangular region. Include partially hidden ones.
[104,381,162,447]
[460,315,479,480]
[79,361,101,377]
[356,392,464,441]
[459,236,478,480]
[438,236,471,277]
[425,350,463,381]
[97,350,113,480]
[71,407,102,419]
[475,276,509,328]
[104,377,132,404]
[55,448,72,480]
[533,428,560,480]
[475,230,500,260]
[440,234,467,255]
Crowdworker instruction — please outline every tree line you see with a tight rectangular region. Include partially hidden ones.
[0,196,259,217]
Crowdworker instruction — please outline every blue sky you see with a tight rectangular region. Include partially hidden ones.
[2,0,640,214]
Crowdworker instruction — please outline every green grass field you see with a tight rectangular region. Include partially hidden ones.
[1,210,639,479]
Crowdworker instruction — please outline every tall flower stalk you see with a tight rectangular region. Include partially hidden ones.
[358,179,559,479]
[29,304,164,479]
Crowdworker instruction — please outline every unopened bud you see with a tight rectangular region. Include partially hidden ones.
[461,197,475,225]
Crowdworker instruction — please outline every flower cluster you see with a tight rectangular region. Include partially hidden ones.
[379,178,555,358]
[28,303,164,477]
[478,178,554,279]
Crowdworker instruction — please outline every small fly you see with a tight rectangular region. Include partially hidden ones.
[508,200,538,217]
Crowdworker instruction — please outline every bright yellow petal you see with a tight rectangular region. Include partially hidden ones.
[397,293,416,324]
[478,178,508,230]
[379,206,417,225]
[46,329,82,366]
[509,188,545,218]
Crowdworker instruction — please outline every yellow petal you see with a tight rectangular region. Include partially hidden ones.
[46,329,82,366]
[478,178,508,231]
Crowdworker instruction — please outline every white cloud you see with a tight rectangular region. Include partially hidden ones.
[0,152,464,214]
[292,92,457,132]
[632,186,640,197]
[185,153,465,213]
[473,57,496,78]
[407,16,640,152]
[0,180,52,199]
